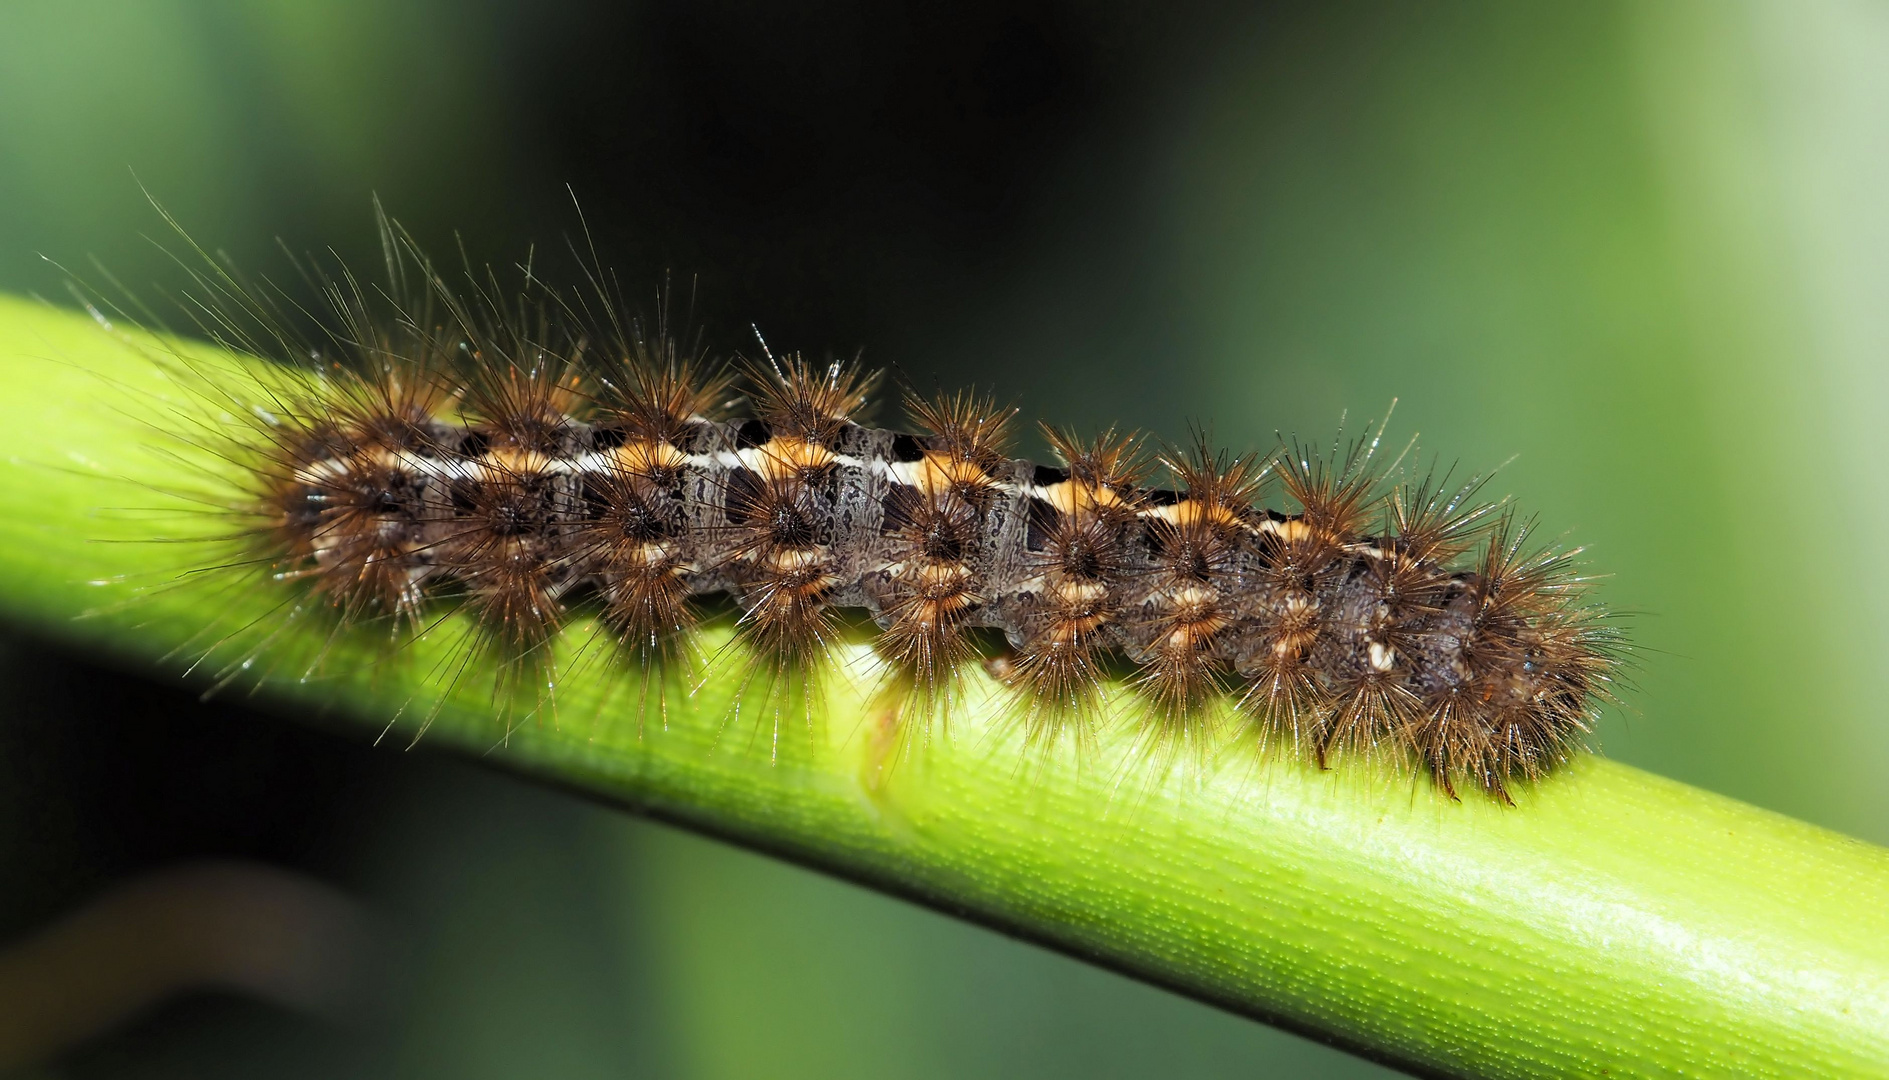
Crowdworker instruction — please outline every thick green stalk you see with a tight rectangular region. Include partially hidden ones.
[0,294,1885,1078]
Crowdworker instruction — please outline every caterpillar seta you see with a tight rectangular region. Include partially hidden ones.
[90,207,1620,803]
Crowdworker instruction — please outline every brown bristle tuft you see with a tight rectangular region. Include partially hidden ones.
[434,443,571,653]
[457,355,589,454]
[908,389,1016,471]
[745,352,878,444]
[1043,424,1147,493]
[1006,428,1146,744]
[258,351,457,629]
[1127,435,1264,739]
[879,495,984,677]
[1386,470,1502,568]
[719,461,841,668]
[1311,667,1422,771]
[596,334,733,444]
[1279,427,1386,542]
[580,444,698,663]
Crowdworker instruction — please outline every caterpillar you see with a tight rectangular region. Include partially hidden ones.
[123,211,1619,803]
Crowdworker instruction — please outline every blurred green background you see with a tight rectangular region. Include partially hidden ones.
[3,1,1887,1076]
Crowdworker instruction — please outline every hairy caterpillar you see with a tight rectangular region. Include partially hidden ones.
[114,210,1619,803]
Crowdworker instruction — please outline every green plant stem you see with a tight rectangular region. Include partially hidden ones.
[1,294,1885,1078]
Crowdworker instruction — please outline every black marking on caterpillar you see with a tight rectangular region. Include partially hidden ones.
[94,207,1622,802]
